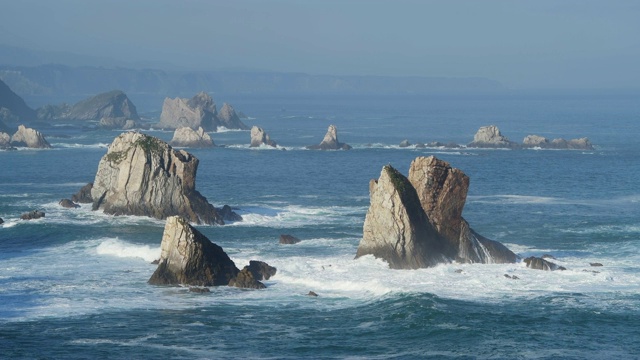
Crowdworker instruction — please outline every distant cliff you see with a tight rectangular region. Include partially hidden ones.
[0,64,505,100]
[0,78,36,124]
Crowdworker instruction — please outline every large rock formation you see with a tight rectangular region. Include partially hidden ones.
[90,131,238,225]
[356,156,517,269]
[307,125,352,150]
[0,79,36,125]
[66,90,140,121]
[250,126,277,147]
[148,216,240,286]
[170,127,214,148]
[158,92,248,131]
[0,132,12,150]
[10,125,51,148]
[217,103,249,130]
[468,125,519,149]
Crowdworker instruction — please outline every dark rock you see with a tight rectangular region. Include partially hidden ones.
[583,270,600,274]
[218,205,242,222]
[151,259,160,265]
[279,234,301,244]
[71,183,94,203]
[590,262,603,267]
[524,256,566,271]
[455,269,464,273]
[541,254,556,260]
[247,260,277,280]
[307,291,319,297]
[228,267,266,289]
[148,216,239,286]
[504,274,519,280]
[59,199,80,208]
[189,287,210,293]
[0,217,3,224]
[20,210,45,220]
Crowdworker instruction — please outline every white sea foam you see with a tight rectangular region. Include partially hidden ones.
[96,238,160,262]
[216,126,248,133]
[230,204,366,228]
[51,142,109,149]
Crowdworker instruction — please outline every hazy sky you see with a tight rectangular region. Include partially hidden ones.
[1,0,639,89]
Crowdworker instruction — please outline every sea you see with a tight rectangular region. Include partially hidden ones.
[1,92,639,359]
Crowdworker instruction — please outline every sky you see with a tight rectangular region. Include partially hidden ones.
[1,0,639,89]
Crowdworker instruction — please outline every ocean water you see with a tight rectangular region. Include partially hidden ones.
[1,93,640,359]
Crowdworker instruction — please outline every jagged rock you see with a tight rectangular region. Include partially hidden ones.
[170,127,215,148]
[59,199,80,208]
[355,165,453,269]
[158,92,248,131]
[522,135,550,148]
[91,131,228,225]
[356,156,517,269]
[307,291,319,297]
[20,210,45,220]
[148,216,239,286]
[65,90,140,121]
[590,262,603,267]
[217,103,249,130]
[551,137,594,150]
[246,260,277,280]
[408,156,517,264]
[250,126,277,147]
[189,287,210,293]
[229,267,266,289]
[468,125,519,149]
[99,117,138,130]
[0,79,36,124]
[0,217,3,224]
[524,256,566,271]
[10,125,51,148]
[399,140,411,148]
[307,125,352,150]
[0,132,14,150]
[279,234,301,244]
[71,183,93,203]
[504,274,520,280]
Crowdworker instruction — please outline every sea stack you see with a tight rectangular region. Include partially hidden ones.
[158,92,248,131]
[170,127,215,148]
[307,125,352,150]
[356,156,517,269]
[250,126,277,147]
[468,125,519,149]
[10,125,51,148]
[90,131,238,225]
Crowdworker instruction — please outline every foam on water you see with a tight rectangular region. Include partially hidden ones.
[51,142,109,149]
[230,204,366,228]
[96,238,160,262]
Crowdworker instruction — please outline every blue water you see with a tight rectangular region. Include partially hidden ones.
[1,93,640,359]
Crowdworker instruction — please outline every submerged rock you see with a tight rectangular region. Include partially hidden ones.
[59,199,80,208]
[524,256,566,271]
[279,234,301,244]
[21,210,45,220]
[468,125,519,149]
[523,135,594,150]
[189,287,211,293]
[90,131,229,225]
[169,127,215,148]
[10,125,51,148]
[71,183,94,203]
[250,126,277,147]
[356,156,517,269]
[307,125,352,150]
[148,216,239,286]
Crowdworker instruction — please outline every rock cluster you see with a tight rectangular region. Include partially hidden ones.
[21,210,45,220]
[468,125,519,149]
[10,125,51,148]
[250,126,277,147]
[170,127,215,148]
[522,135,593,150]
[356,156,517,269]
[158,92,248,131]
[89,131,239,225]
[524,256,566,271]
[149,216,276,288]
[467,125,594,150]
[307,125,352,150]
[59,199,80,208]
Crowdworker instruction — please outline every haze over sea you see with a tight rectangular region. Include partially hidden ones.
[1,91,639,358]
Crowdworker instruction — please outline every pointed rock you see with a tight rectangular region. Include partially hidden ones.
[218,103,249,130]
[170,127,215,148]
[250,126,277,147]
[229,267,266,289]
[91,131,227,224]
[246,260,277,280]
[158,92,217,130]
[307,125,352,150]
[524,256,566,271]
[10,125,51,148]
[71,183,94,203]
[149,216,239,286]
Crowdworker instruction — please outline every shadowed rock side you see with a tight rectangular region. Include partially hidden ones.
[10,125,51,148]
[355,165,453,269]
[170,127,214,148]
[71,183,93,203]
[148,216,239,286]
[408,156,517,264]
[250,126,277,147]
[468,125,519,149]
[356,156,517,269]
[0,78,36,124]
[158,92,248,131]
[307,125,352,150]
[90,131,238,225]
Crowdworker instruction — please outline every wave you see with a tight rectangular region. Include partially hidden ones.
[95,238,160,262]
[216,127,249,133]
[229,204,366,228]
[468,194,640,207]
[51,142,109,149]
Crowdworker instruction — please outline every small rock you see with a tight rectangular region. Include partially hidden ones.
[583,270,600,274]
[455,269,464,273]
[20,210,45,220]
[0,217,4,225]
[590,262,603,267]
[399,140,411,148]
[189,287,210,293]
[307,291,318,297]
[219,205,242,222]
[229,267,266,289]
[247,260,277,280]
[279,234,301,244]
[59,199,80,209]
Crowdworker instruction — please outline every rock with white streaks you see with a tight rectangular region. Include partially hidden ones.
[250,126,277,147]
